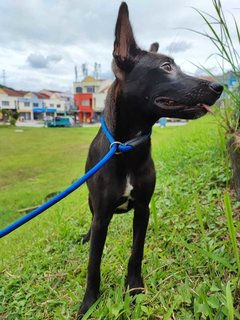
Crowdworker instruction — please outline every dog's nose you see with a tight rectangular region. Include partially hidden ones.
[209,82,223,94]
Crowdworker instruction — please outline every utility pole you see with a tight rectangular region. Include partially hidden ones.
[94,63,101,80]
[75,65,78,82]
[82,64,88,78]
[2,69,6,86]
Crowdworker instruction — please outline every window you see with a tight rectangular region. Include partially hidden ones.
[33,103,39,107]
[86,86,95,93]
[2,101,9,106]
[76,87,82,93]
[82,99,90,106]
[24,102,30,107]
[50,104,54,107]
[57,104,61,108]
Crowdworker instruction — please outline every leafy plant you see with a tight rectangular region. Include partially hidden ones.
[192,0,240,133]
[1,109,19,126]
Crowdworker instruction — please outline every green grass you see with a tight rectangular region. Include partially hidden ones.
[0,117,240,319]
[0,126,97,227]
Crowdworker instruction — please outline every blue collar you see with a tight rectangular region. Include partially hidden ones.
[101,115,152,154]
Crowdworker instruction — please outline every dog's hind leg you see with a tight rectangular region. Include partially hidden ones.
[82,228,91,244]
[81,197,93,244]
[126,204,150,295]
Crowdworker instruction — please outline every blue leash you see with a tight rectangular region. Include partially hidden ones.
[0,116,151,239]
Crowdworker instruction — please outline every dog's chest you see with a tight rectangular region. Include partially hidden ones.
[116,176,134,212]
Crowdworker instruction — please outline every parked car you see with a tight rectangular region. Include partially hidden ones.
[46,116,73,127]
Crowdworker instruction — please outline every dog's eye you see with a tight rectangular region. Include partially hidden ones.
[161,62,172,72]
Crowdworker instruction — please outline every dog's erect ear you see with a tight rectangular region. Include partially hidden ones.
[149,42,159,53]
[113,2,139,71]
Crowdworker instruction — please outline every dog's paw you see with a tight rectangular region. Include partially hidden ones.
[77,294,98,319]
[125,275,145,296]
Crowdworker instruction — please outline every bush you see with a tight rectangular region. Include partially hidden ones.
[9,118,17,126]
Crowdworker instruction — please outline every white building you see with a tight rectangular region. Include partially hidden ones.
[40,90,72,116]
[0,88,20,111]
[0,87,73,121]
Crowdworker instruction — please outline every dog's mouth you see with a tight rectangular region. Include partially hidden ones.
[154,97,214,115]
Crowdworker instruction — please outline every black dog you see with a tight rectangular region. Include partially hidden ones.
[77,2,223,317]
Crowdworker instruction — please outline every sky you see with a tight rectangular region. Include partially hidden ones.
[0,0,239,92]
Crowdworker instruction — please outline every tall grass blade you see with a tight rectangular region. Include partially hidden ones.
[194,193,205,238]
[151,195,158,236]
[191,0,240,133]
[82,299,101,320]
[182,241,235,271]
[225,281,234,320]
[233,16,240,44]
[199,291,214,320]
[224,192,240,276]
[193,8,234,67]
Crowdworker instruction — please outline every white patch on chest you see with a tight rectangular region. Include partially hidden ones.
[123,176,134,197]
[116,176,134,211]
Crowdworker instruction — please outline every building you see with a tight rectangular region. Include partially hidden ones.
[40,90,72,116]
[0,88,27,120]
[74,92,93,123]
[18,92,49,120]
[0,87,73,121]
[73,76,112,123]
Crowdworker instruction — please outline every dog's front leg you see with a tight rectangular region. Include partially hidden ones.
[126,204,150,294]
[77,213,112,318]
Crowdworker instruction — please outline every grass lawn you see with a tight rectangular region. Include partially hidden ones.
[0,117,239,319]
[0,126,97,227]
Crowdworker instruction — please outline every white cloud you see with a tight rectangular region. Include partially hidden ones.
[0,0,239,91]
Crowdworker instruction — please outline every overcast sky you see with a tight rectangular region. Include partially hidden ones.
[0,0,239,92]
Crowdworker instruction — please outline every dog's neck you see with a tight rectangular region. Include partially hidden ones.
[104,80,153,142]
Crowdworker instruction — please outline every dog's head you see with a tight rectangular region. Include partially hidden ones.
[112,2,223,122]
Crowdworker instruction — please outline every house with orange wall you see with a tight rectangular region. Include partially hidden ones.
[74,92,93,123]
[73,76,112,123]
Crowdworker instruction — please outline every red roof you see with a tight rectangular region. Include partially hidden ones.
[34,92,49,99]
[2,88,27,97]
[1,88,50,99]
[1,87,63,99]
[40,89,61,96]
